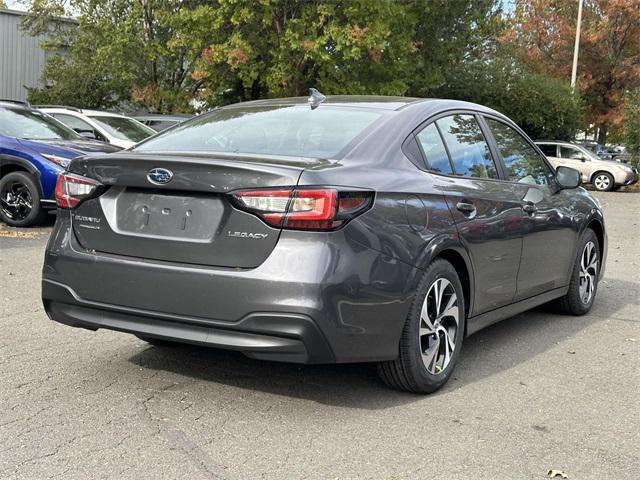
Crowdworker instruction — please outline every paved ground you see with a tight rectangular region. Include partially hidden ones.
[1,192,638,480]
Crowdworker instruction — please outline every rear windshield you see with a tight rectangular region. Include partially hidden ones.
[88,115,155,143]
[0,107,80,140]
[134,106,383,158]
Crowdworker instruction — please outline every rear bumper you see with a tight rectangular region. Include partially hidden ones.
[42,212,418,364]
[43,280,334,363]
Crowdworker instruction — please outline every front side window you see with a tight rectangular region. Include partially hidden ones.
[487,119,553,185]
[560,146,586,161]
[88,116,155,143]
[52,113,94,133]
[416,123,453,174]
[436,114,498,179]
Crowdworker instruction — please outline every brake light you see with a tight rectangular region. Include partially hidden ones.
[232,188,373,230]
[55,173,101,209]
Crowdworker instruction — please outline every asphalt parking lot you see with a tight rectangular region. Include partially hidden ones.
[1,191,638,480]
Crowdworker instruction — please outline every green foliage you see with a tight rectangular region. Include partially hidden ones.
[622,89,640,167]
[23,0,584,140]
[435,52,583,140]
[173,0,416,105]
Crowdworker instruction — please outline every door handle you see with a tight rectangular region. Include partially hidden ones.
[456,202,476,216]
[522,201,537,214]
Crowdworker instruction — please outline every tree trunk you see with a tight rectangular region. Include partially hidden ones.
[597,123,608,145]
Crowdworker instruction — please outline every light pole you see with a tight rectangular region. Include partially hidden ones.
[570,0,584,92]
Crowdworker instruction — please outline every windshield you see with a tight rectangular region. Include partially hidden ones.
[88,115,155,143]
[0,108,81,140]
[134,105,383,158]
[576,145,602,161]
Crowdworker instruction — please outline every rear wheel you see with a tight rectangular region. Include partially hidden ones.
[553,229,600,315]
[0,172,47,227]
[377,259,465,394]
[592,172,614,192]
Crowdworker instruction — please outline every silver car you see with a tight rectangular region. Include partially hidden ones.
[536,141,638,191]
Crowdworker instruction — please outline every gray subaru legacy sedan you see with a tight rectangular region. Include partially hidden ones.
[42,95,606,393]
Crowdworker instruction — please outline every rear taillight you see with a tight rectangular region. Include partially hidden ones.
[55,173,102,209]
[232,188,373,230]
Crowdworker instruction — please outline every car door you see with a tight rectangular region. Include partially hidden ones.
[559,145,592,183]
[415,113,524,315]
[483,117,578,299]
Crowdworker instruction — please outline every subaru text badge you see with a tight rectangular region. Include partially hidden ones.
[147,168,174,185]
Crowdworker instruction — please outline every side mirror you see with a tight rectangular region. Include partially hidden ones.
[556,166,581,189]
[580,157,587,162]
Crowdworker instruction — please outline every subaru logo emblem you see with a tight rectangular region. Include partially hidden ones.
[147,168,173,185]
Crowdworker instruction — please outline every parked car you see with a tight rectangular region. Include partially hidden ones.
[43,95,607,393]
[133,113,191,132]
[0,100,120,227]
[37,106,156,149]
[536,140,638,191]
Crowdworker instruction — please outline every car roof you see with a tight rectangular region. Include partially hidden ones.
[38,106,127,117]
[226,95,425,111]
[134,114,191,120]
[0,100,31,110]
[219,96,514,121]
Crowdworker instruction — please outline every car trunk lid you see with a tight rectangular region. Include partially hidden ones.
[67,153,309,268]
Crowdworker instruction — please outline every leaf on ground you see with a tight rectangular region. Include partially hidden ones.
[547,469,568,479]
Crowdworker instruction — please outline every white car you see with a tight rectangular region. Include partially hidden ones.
[536,140,638,191]
[37,107,156,149]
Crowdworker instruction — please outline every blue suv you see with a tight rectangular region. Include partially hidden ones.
[0,101,120,227]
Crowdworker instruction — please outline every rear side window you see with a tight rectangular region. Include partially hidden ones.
[135,106,383,159]
[487,119,553,185]
[538,144,557,157]
[436,115,498,179]
[416,123,453,174]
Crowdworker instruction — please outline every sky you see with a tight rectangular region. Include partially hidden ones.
[5,0,27,11]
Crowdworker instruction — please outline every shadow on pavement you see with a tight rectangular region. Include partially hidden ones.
[127,277,637,408]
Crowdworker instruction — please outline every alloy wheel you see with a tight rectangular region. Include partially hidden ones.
[419,278,459,374]
[579,241,598,305]
[593,174,611,191]
[0,180,33,221]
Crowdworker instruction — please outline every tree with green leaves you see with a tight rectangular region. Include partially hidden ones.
[170,0,417,104]
[621,88,640,167]
[26,0,204,111]
[23,0,584,141]
[505,0,640,144]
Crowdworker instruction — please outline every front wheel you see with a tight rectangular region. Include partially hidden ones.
[0,171,47,227]
[592,172,614,192]
[377,259,466,394]
[553,229,600,315]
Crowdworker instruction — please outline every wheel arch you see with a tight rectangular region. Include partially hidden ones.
[590,170,613,184]
[585,218,605,266]
[417,235,475,333]
[0,155,43,196]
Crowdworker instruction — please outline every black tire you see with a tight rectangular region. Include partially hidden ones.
[591,171,614,192]
[553,229,600,315]
[135,335,178,347]
[0,171,47,227]
[377,258,466,394]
